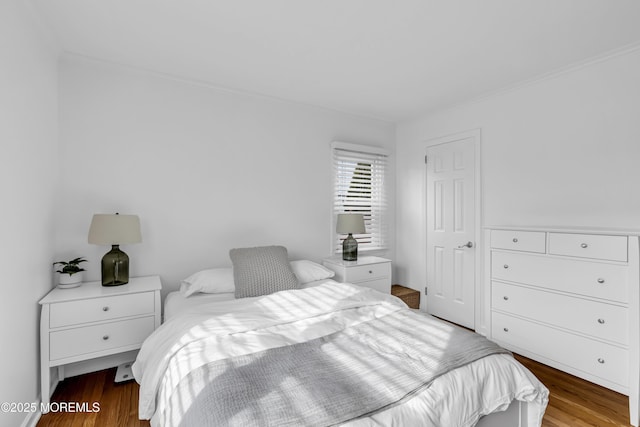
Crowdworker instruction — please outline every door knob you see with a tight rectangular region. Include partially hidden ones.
[457,241,474,249]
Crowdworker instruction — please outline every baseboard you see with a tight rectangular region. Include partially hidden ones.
[21,410,41,427]
[18,381,58,427]
[19,398,42,427]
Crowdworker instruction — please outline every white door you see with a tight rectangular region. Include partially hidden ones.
[426,136,477,329]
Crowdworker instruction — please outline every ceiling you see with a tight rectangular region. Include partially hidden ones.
[32,0,640,123]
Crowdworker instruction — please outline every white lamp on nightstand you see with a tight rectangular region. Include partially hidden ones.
[88,213,141,286]
[336,213,366,261]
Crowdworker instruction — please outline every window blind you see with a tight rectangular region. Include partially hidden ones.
[332,142,388,253]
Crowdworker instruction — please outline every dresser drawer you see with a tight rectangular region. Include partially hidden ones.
[492,281,628,345]
[492,312,627,387]
[491,230,546,253]
[548,233,628,262]
[50,292,155,328]
[49,316,155,361]
[492,251,628,303]
[346,262,391,283]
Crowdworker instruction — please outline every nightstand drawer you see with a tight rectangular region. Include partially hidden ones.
[50,292,155,328]
[346,263,390,283]
[360,278,391,294]
[548,233,628,262]
[49,316,155,361]
[322,257,392,294]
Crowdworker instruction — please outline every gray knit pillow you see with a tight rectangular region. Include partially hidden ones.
[230,245,299,298]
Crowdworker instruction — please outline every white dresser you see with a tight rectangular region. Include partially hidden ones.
[485,227,639,426]
[322,256,392,294]
[39,275,162,409]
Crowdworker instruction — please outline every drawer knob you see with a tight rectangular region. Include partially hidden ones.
[503,264,509,269]
[597,278,605,284]
[369,270,373,274]
[102,306,110,312]
[102,335,109,341]
[597,358,605,364]
[597,318,605,324]
[503,296,509,301]
[503,327,509,332]
[512,238,518,243]
[581,243,588,248]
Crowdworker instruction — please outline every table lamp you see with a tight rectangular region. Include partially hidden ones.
[336,213,366,261]
[88,213,141,286]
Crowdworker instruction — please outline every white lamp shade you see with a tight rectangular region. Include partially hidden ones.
[88,214,142,245]
[336,214,366,234]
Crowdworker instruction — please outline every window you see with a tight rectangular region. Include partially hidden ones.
[332,141,389,254]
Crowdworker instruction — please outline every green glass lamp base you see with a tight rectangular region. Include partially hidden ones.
[101,245,130,286]
[342,233,358,261]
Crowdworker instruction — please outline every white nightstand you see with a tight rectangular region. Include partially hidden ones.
[39,275,161,408]
[322,256,392,293]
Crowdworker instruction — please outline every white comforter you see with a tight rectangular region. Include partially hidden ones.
[133,281,548,426]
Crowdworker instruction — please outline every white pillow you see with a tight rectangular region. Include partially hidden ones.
[290,260,335,284]
[180,268,235,297]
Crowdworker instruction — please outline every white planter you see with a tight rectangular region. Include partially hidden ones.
[58,272,83,288]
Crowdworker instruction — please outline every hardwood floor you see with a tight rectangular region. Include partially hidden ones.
[37,368,149,427]
[514,354,630,427]
[37,355,631,427]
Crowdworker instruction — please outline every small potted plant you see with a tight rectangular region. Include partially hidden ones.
[53,257,87,288]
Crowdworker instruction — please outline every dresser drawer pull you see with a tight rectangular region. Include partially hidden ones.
[102,306,110,312]
[581,243,588,248]
[102,335,109,341]
[597,278,605,284]
[503,327,509,332]
[503,264,509,269]
[512,238,518,243]
[369,270,373,274]
[597,358,605,364]
[597,318,605,324]
[503,296,509,301]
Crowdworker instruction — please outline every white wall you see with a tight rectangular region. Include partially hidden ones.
[56,56,395,293]
[0,1,58,426]
[395,47,640,292]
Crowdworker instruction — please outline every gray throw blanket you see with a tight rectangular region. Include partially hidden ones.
[170,310,510,427]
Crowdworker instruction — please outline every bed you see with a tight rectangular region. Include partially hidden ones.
[133,249,548,427]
